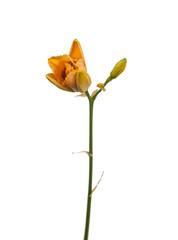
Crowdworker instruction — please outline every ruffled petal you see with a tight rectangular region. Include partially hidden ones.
[48,55,70,82]
[46,73,73,92]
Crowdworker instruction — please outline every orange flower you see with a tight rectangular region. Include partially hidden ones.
[46,40,91,93]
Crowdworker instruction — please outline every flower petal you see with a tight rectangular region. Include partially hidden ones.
[46,73,73,92]
[65,71,78,92]
[75,59,86,72]
[69,39,86,69]
[48,55,70,82]
[76,71,91,93]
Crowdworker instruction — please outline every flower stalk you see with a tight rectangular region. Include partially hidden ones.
[83,91,94,240]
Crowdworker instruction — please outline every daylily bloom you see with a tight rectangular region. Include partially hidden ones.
[46,39,91,93]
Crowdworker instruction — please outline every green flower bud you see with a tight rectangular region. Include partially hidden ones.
[76,71,91,93]
[110,58,127,79]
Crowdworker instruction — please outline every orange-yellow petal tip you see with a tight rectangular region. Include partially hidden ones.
[69,39,86,68]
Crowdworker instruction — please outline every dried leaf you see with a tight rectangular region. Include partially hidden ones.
[90,171,104,197]
[75,93,87,97]
[91,89,98,98]
[72,151,93,157]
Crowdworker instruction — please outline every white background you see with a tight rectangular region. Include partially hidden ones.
[0,0,178,239]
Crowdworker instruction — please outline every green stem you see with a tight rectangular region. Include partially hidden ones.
[83,75,113,239]
[92,76,112,101]
[83,92,94,240]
